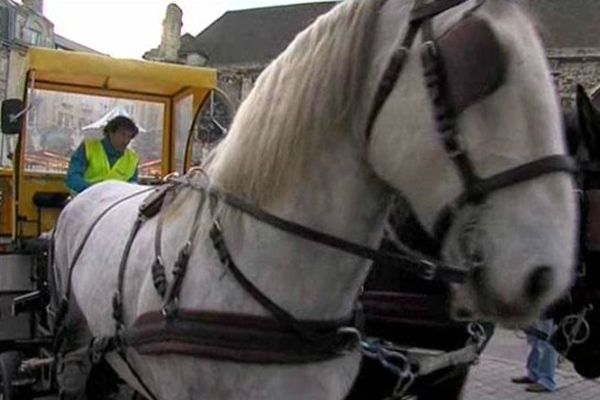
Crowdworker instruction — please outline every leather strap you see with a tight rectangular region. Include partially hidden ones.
[126,309,358,364]
[434,155,577,240]
[209,221,361,349]
[211,188,466,284]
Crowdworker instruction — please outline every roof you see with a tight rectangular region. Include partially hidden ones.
[144,0,600,68]
[516,0,600,48]
[190,1,337,67]
[54,34,103,54]
[26,48,217,97]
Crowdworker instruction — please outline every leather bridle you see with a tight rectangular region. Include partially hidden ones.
[366,0,576,242]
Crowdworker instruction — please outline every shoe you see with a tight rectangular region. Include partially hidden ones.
[511,376,535,384]
[525,383,552,393]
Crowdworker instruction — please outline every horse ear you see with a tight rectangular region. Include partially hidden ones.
[576,84,600,158]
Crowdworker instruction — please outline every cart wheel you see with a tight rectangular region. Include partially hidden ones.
[0,351,21,400]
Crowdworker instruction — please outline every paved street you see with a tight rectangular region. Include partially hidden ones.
[463,329,600,400]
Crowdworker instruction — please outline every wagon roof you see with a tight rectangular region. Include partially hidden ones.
[26,48,217,97]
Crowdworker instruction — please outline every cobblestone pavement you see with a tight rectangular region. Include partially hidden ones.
[464,356,600,400]
[463,329,600,400]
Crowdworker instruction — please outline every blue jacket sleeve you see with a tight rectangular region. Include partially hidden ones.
[129,165,139,183]
[65,143,91,193]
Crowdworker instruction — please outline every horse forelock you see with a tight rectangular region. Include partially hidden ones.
[209,0,387,207]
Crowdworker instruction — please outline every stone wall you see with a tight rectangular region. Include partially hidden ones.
[22,0,42,14]
[217,52,600,113]
[548,49,600,109]
[6,48,27,99]
[0,47,8,100]
[217,67,263,108]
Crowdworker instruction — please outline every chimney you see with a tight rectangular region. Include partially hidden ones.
[23,0,43,14]
[159,3,182,62]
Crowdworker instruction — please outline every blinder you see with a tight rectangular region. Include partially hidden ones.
[431,15,506,116]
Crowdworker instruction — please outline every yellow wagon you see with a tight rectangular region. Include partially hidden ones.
[0,48,217,397]
[1,47,217,241]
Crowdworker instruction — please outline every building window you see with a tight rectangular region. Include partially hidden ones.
[23,20,45,46]
[25,27,42,45]
[0,7,9,41]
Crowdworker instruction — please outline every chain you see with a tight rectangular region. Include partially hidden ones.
[361,339,415,399]
[467,322,488,359]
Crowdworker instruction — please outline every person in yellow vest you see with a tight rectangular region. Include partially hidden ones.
[66,116,139,194]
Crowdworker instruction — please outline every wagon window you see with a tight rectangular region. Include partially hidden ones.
[190,89,232,166]
[24,89,164,178]
[174,94,193,173]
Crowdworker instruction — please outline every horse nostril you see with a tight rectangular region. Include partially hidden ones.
[525,266,553,301]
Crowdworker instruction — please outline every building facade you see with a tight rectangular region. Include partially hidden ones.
[145,1,600,113]
[144,2,337,109]
[0,0,99,101]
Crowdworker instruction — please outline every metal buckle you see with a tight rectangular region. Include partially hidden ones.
[162,171,180,182]
[467,322,487,351]
[361,339,414,397]
[420,260,437,280]
[422,40,438,58]
[187,166,208,176]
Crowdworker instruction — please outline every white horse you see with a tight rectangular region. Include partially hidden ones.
[52,0,577,399]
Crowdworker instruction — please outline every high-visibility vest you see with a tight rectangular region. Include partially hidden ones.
[83,139,138,184]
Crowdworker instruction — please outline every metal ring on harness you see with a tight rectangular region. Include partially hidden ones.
[162,171,180,182]
[560,307,592,346]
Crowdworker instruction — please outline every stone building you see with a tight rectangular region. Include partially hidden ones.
[517,0,600,108]
[146,0,600,112]
[144,2,336,109]
[0,0,99,101]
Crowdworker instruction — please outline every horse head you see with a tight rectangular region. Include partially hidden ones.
[366,0,576,325]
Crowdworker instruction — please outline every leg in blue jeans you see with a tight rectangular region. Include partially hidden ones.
[526,319,558,391]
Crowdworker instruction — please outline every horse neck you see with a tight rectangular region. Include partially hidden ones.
[217,140,391,320]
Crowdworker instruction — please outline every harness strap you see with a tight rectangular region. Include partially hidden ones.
[53,187,155,352]
[365,0,427,141]
[433,155,577,239]
[89,336,159,400]
[151,187,178,298]
[125,309,358,364]
[211,189,466,284]
[162,194,206,315]
[209,221,360,349]
[113,216,145,329]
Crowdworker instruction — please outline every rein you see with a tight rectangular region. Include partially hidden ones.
[211,186,466,283]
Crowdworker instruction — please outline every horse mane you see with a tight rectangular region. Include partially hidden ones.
[208,0,386,207]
